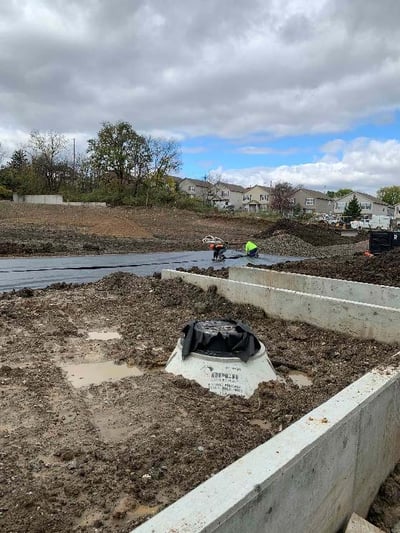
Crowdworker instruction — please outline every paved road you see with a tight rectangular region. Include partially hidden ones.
[0,250,305,292]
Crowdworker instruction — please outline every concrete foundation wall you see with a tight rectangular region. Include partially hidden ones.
[12,193,106,207]
[13,193,64,204]
[229,267,400,309]
[161,270,400,344]
[134,366,400,533]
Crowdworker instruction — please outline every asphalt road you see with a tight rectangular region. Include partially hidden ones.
[0,250,305,292]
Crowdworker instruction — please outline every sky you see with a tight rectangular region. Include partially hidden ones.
[1,0,400,196]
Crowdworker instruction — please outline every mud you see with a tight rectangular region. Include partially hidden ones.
[1,203,399,532]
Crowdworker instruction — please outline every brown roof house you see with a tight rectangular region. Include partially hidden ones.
[243,185,271,212]
[179,178,211,203]
[208,181,246,211]
[291,188,333,215]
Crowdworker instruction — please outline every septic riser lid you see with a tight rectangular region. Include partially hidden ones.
[181,319,261,362]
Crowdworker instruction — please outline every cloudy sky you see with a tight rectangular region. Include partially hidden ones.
[1,0,400,195]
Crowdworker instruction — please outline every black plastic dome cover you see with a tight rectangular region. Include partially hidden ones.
[181,319,261,362]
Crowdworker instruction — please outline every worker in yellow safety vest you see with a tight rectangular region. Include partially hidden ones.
[245,241,258,257]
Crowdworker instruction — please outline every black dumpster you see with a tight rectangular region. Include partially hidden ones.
[392,232,400,248]
[369,231,395,254]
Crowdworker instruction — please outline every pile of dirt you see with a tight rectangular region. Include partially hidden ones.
[255,218,365,246]
[262,246,400,287]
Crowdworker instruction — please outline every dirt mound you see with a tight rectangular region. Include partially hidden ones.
[256,219,362,247]
[266,246,400,286]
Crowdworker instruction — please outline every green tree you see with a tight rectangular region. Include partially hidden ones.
[0,149,30,191]
[87,121,151,193]
[87,121,182,198]
[377,185,400,206]
[343,194,362,220]
[335,188,353,198]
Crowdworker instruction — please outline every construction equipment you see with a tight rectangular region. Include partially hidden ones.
[202,235,227,261]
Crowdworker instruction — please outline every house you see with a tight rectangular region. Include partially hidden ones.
[166,175,183,191]
[291,188,333,215]
[243,185,271,212]
[334,192,393,218]
[208,181,246,210]
[179,178,210,202]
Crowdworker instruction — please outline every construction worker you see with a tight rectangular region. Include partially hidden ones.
[245,240,258,258]
[210,241,227,261]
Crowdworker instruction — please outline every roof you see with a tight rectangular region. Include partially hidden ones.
[214,181,246,193]
[338,191,389,206]
[245,185,271,193]
[180,178,211,189]
[297,188,331,200]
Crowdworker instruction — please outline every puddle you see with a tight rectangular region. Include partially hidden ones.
[61,361,143,388]
[249,419,272,430]
[87,331,121,340]
[288,370,313,387]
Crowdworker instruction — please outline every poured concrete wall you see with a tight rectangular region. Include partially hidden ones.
[229,267,400,309]
[13,193,64,204]
[161,270,400,344]
[134,365,400,533]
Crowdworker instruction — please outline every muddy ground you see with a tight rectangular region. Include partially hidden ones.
[1,202,399,532]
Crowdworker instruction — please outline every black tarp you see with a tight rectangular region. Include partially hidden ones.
[181,319,261,362]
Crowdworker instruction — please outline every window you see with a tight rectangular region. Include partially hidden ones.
[360,202,372,210]
[335,201,346,210]
[188,185,195,192]
[305,198,314,206]
[260,194,268,201]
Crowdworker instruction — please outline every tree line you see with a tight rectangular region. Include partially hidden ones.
[1,124,400,210]
[0,121,198,208]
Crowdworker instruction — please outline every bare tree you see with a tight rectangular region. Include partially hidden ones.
[270,181,300,215]
[28,130,68,192]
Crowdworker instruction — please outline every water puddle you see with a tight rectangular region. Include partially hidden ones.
[249,419,272,430]
[288,370,313,387]
[87,331,121,340]
[61,361,143,388]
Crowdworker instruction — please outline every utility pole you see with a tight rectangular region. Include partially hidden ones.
[72,138,76,180]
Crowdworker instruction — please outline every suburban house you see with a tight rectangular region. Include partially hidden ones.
[334,192,394,218]
[179,178,210,202]
[243,185,271,212]
[207,181,246,210]
[291,188,333,215]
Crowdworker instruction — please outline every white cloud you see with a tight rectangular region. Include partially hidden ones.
[0,0,399,139]
[212,138,400,195]
[237,146,300,155]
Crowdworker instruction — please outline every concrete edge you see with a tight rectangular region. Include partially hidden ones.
[161,269,400,344]
[133,365,400,533]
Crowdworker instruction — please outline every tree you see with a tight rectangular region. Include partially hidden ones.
[335,188,353,198]
[147,137,181,181]
[0,149,30,191]
[87,121,151,193]
[28,130,68,192]
[87,121,182,198]
[343,194,362,220]
[269,182,298,214]
[377,185,400,206]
